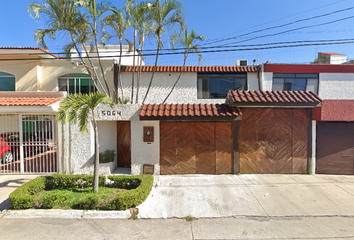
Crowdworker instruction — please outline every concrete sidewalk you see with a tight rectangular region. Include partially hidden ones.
[1,216,354,240]
[138,174,354,218]
[2,174,354,220]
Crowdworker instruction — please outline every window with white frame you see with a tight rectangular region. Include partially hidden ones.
[0,72,15,91]
[272,73,319,93]
[197,73,247,99]
[58,73,96,94]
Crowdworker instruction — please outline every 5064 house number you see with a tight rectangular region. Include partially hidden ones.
[101,110,122,116]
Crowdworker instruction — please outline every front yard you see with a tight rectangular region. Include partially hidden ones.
[9,174,154,210]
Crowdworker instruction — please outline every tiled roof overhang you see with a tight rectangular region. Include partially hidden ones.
[0,47,61,59]
[313,100,354,121]
[226,90,322,108]
[140,103,242,121]
[120,65,258,73]
[0,92,64,106]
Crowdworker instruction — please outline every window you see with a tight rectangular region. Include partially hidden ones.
[58,74,96,94]
[0,72,15,91]
[272,73,319,93]
[197,74,247,99]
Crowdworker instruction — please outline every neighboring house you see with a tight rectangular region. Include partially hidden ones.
[262,52,354,175]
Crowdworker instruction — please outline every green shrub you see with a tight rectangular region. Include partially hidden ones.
[80,194,100,209]
[100,175,154,210]
[9,174,154,211]
[45,174,105,190]
[41,191,69,209]
[9,177,46,209]
[99,150,115,163]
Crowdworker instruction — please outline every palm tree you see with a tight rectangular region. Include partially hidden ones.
[136,6,154,104]
[57,93,114,192]
[162,27,204,103]
[102,8,133,103]
[125,0,149,104]
[28,0,107,95]
[141,0,184,104]
[77,0,112,97]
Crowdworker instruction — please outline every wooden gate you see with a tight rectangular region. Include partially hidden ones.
[239,109,308,174]
[117,121,131,168]
[316,122,354,175]
[160,122,233,174]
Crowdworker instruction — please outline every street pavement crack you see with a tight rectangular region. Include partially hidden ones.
[238,176,269,217]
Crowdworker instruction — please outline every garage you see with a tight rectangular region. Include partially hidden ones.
[239,108,309,174]
[226,90,321,174]
[160,121,233,174]
[139,103,242,175]
[316,122,354,175]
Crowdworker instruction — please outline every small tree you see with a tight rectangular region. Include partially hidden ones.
[57,93,114,192]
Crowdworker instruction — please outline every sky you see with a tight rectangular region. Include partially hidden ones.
[1,0,354,66]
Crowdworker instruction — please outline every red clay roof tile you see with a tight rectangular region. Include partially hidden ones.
[121,65,258,73]
[140,103,241,118]
[0,97,62,106]
[228,90,321,105]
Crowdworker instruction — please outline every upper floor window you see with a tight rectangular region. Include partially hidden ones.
[58,73,96,94]
[272,73,319,94]
[197,74,247,99]
[0,72,15,91]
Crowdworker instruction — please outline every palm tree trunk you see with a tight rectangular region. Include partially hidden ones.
[162,53,187,104]
[131,27,137,103]
[93,115,99,192]
[70,33,102,94]
[82,43,108,95]
[118,39,124,100]
[142,43,159,104]
[94,21,111,97]
[136,34,144,104]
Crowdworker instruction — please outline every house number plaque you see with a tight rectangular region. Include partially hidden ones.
[101,110,122,116]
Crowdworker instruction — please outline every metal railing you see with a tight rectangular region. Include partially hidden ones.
[0,114,58,174]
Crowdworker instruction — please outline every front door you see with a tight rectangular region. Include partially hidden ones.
[117,121,131,168]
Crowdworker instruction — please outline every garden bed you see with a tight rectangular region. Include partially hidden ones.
[9,174,154,210]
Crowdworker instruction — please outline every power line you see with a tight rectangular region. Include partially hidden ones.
[201,0,348,45]
[202,6,354,46]
[220,15,354,46]
[1,40,354,61]
[4,38,354,56]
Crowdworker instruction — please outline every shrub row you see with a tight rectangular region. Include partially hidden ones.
[9,174,154,210]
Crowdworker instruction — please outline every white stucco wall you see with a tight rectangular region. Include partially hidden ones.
[248,72,259,90]
[262,72,273,91]
[66,104,160,175]
[318,73,354,99]
[120,72,257,104]
[130,120,160,175]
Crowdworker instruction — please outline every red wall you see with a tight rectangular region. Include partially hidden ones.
[313,100,354,121]
[264,64,354,73]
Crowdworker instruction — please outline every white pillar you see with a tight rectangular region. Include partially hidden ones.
[311,120,317,175]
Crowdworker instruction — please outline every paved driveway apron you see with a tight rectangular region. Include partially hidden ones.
[137,174,354,218]
[0,175,40,211]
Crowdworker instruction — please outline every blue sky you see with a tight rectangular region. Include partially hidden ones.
[1,0,354,66]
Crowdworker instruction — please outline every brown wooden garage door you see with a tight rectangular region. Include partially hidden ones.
[316,122,354,175]
[160,122,233,174]
[239,108,308,174]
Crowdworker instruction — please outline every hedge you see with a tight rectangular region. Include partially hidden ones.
[9,174,154,210]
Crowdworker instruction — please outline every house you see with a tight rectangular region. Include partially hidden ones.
[262,52,354,175]
[2,46,339,176]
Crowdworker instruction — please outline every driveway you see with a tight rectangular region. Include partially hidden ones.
[137,174,354,218]
[0,175,40,211]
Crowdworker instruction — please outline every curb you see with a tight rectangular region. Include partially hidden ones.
[2,209,131,219]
